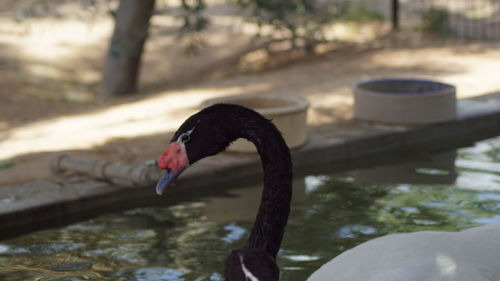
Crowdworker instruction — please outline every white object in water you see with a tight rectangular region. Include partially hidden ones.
[307,223,500,281]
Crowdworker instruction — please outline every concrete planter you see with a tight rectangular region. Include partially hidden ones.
[353,78,456,125]
[202,94,310,153]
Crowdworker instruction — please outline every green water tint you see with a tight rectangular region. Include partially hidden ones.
[1,136,500,281]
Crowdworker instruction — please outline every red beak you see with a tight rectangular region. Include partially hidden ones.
[156,141,189,195]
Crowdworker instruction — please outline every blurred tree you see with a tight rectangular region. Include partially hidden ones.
[230,0,383,53]
[235,0,338,53]
[99,0,156,96]
[98,0,383,96]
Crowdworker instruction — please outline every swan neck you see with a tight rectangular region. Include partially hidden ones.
[239,121,293,258]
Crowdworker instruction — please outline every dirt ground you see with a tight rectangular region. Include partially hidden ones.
[1,2,500,186]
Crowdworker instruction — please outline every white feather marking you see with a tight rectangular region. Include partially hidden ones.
[240,255,260,281]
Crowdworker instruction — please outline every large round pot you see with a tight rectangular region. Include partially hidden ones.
[353,78,456,125]
[202,94,310,153]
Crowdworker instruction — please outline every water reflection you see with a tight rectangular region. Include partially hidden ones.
[220,223,246,243]
[116,268,185,281]
[353,150,458,185]
[200,178,307,222]
[0,136,500,281]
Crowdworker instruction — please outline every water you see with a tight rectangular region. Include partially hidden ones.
[1,136,500,281]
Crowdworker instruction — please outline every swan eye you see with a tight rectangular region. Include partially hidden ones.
[179,133,190,143]
[177,127,195,144]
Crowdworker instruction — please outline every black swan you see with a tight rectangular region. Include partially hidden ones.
[156,104,500,281]
[156,104,291,281]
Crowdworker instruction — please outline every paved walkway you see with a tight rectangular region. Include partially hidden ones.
[2,43,500,185]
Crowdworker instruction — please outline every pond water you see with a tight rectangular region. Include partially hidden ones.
[1,136,500,281]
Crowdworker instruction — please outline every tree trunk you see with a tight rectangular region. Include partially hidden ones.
[391,0,399,31]
[99,0,156,96]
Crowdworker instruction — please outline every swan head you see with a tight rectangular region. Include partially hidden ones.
[225,248,280,281]
[156,104,248,195]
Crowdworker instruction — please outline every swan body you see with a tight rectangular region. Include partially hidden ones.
[308,223,500,281]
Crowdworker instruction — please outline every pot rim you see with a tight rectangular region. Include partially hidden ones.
[354,77,456,98]
[201,94,310,115]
